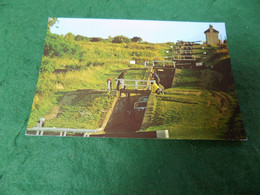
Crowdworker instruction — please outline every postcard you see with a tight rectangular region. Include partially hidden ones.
[26,18,247,140]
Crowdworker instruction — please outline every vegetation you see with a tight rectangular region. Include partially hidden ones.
[27,19,244,139]
[144,43,244,140]
[147,87,243,140]
[28,25,168,128]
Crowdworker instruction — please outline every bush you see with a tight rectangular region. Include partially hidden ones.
[131,36,142,42]
[112,35,130,43]
[90,37,103,42]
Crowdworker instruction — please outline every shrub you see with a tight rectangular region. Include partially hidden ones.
[112,35,130,43]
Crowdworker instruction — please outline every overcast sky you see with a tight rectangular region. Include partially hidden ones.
[50,18,227,43]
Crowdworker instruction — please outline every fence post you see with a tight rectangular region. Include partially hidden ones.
[121,79,125,89]
[135,81,138,90]
[36,118,44,136]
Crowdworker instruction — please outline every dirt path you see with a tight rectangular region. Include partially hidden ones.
[43,89,113,121]
[44,106,61,120]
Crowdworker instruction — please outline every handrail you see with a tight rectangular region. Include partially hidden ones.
[116,79,155,90]
[152,60,176,68]
[27,126,101,137]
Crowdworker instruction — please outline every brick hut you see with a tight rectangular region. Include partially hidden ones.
[204,25,220,45]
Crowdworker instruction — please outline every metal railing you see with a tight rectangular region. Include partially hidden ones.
[26,118,101,137]
[116,79,156,90]
[172,55,196,60]
[152,60,176,67]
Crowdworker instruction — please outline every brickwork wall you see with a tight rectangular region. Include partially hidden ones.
[206,32,219,45]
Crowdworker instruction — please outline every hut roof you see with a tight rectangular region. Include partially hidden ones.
[204,27,219,33]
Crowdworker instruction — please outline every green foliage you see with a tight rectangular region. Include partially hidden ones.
[30,31,243,140]
[28,94,57,128]
[147,89,242,140]
[44,93,114,129]
[112,35,130,43]
[43,31,82,60]
[30,31,163,129]
[47,17,58,30]
[131,36,142,42]
[90,37,103,42]
[64,32,75,42]
[204,44,234,92]
[40,57,56,73]
[75,35,89,42]
[173,68,232,92]
[209,46,229,62]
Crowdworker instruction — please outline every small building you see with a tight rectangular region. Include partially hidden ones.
[204,25,220,45]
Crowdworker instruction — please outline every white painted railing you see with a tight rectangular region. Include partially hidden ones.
[26,119,101,137]
[172,55,196,61]
[181,51,193,54]
[116,79,156,90]
[152,60,176,67]
[176,46,193,50]
[172,55,196,59]
[27,127,101,137]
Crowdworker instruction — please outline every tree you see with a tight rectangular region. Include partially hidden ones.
[43,33,64,57]
[64,32,75,42]
[90,37,102,42]
[108,36,113,42]
[75,35,89,42]
[47,17,58,31]
[112,35,130,43]
[131,36,142,42]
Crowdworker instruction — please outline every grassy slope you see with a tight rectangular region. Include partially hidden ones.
[28,40,169,128]
[147,87,240,140]
[28,38,244,140]
[145,45,244,140]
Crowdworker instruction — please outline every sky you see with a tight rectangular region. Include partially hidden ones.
[50,18,227,43]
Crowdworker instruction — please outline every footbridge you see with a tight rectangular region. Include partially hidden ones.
[117,79,155,90]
